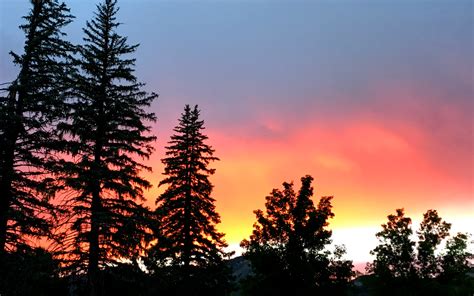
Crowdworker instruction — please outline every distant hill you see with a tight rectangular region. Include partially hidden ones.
[227,256,252,282]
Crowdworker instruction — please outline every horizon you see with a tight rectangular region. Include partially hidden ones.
[1,0,472,265]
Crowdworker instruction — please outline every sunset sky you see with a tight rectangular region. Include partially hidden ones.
[1,0,472,264]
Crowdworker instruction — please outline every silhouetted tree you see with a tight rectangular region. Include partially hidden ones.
[441,232,473,280]
[0,0,74,255]
[368,208,416,280]
[366,209,474,295]
[417,209,451,278]
[0,245,66,295]
[329,244,356,290]
[56,0,157,295]
[147,105,232,295]
[241,175,348,294]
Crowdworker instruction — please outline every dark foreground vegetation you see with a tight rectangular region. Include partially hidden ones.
[0,0,472,295]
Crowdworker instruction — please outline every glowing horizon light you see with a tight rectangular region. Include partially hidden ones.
[1,0,472,266]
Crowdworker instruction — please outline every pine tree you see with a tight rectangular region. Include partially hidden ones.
[149,105,230,292]
[0,0,74,254]
[240,175,349,294]
[56,0,157,294]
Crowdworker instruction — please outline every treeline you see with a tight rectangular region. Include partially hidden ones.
[0,1,472,296]
[238,180,473,296]
[359,209,473,295]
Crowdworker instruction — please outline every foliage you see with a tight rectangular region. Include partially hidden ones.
[417,209,451,278]
[147,105,232,294]
[2,1,473,296]
[0,245,67,296]
[329,244,356,289]
[348,273,474,296]
[240,175,353,294]
[54,0,157,294]
[0,0,74,254]
[367,209,473,295]
[368,208,416,280]
[441,232,473,280]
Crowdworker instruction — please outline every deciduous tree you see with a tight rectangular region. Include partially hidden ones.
[417,209,451,278]
[241,175,348,294]
[441,232,473,280]
[368,208,416,279]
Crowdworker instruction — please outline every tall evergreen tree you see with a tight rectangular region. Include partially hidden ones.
[56,0,157,294]
[148,105,230,293]
[240,175,352,294]
[0,0,74,254]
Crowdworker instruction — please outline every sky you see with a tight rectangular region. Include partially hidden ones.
[1,0,473,265]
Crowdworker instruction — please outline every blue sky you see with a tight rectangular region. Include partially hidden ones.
[1,0,472,262]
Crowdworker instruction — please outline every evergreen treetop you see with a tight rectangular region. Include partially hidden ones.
[153,104,227,269]
[55,1,157,291]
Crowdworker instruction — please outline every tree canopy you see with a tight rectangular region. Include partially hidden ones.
[0,0,74,254]
[366,209,473,295]
[147,105,232,295]
[54,0,157,294]
[0,1,472,296]
[241,175,354,294]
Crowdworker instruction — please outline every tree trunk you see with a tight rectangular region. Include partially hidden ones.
[88,184,101,296]
[0,89,18,253]
[88,121,104,296]
[0,128,15,254]
[88,97,105,296]
[183,170,191,276]
[0,0,41,255]
[87,7,111,293]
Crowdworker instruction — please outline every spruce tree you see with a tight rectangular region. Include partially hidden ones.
[0,0,74,254]
[149,105,230,293]
[56,0,157,294]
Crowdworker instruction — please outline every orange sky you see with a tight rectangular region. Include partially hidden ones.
[2,0,472,264]
[141,89,473,262]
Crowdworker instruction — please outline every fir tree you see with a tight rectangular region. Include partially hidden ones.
[0,0,74,254]
[56,0,157,294]
[149,105,230,293]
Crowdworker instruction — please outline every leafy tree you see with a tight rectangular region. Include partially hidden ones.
[0,0,74,254]
[147,104,232,294]
[56,0,157,294]
[240,175,347,294]
[368,208,416,280]
[329,244,356,290]
[367,209,473,295]
[416,209,451,278]
[0,245,66,296]
[441,232,473,280]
